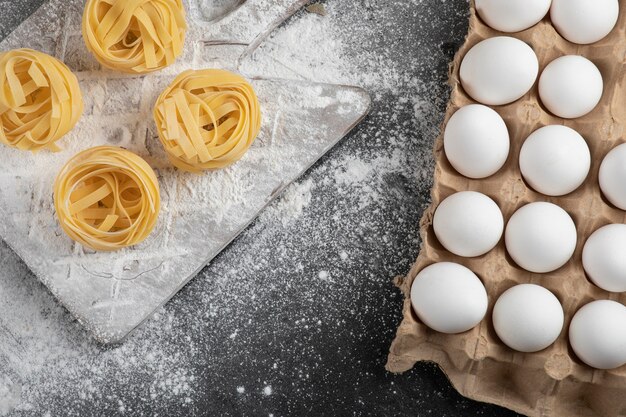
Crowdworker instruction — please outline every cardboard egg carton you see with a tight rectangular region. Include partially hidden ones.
[387,2,626,416]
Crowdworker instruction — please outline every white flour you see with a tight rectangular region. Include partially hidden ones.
[0,0,461,415]
[260,179,313,227]
[241,6,404,93]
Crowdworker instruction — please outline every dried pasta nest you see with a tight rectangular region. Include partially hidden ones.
[153,69,262,172]
[82,0,187,74]
[54,146,161,251]
[0,48,83,152]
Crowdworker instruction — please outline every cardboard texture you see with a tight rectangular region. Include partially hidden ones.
[387,2,626,416]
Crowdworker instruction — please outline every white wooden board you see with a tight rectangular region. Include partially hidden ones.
[0,0,370,343]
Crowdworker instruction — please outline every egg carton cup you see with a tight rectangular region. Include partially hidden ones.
[387,1,626,416]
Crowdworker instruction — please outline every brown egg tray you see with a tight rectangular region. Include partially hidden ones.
[386,2,626,416]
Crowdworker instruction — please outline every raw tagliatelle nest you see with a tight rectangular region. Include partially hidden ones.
[82,0,187,74]
[0,48,83,152]
[54,146,161,251]
[153,69,262,172]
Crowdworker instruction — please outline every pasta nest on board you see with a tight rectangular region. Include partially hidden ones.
[54,146,161,251]
[153,69,262,172]
[0,48,83,152]
[82,0,187,74]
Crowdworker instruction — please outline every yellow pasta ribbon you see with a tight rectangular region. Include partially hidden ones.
[82,0,187,74]
[54,146,161,251]
[0,49,83,152]
[153,69,262,172]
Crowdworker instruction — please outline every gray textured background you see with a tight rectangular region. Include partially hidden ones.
[0,1,523,415]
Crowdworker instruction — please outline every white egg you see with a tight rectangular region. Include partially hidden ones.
[569,300,626,369]
[519,125,590,196]
[551,0,619,45]
[476,0,551,32]
[433,191,504,257]
[411,262,488,334]
[505,202,577,273]
[583,225,626,292]
[444,104,510,179]
[493,284,564,352]
[460,37,539,106]
[538,55,603,119]
[599,144,626,211]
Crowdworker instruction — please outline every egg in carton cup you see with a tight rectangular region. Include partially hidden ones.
[387,1,626,416]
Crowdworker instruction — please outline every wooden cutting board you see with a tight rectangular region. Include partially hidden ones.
[0,0,370,344]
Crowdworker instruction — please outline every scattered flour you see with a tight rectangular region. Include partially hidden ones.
[260,179,313,226]
[241,9,405,92]
[0,0,467,414]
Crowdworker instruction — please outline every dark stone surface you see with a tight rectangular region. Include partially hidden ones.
[0,1,524,416]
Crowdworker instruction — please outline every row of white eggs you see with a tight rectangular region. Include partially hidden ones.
[412,263,626,370]
[435,193,626,291]
[461,38,603,118]
[476,0,618,44]
[445,104,626,204]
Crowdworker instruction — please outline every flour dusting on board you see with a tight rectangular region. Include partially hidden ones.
[0,0,463,414]
[0,0,370,346]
